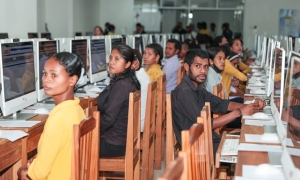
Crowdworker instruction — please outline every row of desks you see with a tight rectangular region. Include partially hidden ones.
[234,91,300,177]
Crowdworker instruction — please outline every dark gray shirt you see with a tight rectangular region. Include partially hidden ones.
[172,75,230,151]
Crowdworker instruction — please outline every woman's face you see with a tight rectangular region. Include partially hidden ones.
[213,51,225,71]
[231,40,242,54]
[109,49,131,75]
[42,58,75,96]
[94,27,102,36]
[230,58,240,68]
[143,47,159,66]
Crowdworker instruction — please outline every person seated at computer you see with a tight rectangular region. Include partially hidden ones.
[245,50,257,65]
[93,25,104,36]
[131,49,150,132]
[203,47,225,94]
[17,52,86,180]
[213,36,228,47]
[172,49,265,155]
[163,39,182,94]
[143,43,164,82]
[179,42,189,63]
[18,52,35,92]
[98,45,140,157]
[229,38,251,74]
[108,24,115,35]
[221,49,247,99]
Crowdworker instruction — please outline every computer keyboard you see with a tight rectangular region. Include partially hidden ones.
[221,139,239,156]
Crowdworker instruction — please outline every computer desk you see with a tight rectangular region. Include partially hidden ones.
[0,115,47,180]
[234,94,300,177]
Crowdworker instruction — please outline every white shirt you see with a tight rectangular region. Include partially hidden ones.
[204,67,222,94]
[135,68,151,132]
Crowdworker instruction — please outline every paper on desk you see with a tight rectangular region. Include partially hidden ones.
[0,130,28,142]
[245,134,294,146]
[242,165,285,180]
[243,115,274,120]
[238,143,282,153]
[245,119,276,126]
[0,120,41,127]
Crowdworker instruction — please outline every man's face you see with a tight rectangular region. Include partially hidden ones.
[165,42,178,58]
[185,56,209,86]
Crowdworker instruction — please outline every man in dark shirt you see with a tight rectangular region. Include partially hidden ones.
[222,23,233,42]
[172,49,265,154]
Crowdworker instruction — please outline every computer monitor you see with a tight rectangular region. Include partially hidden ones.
[0,33,8,39]
[134,35,142,54]
[148,34,156,44]
[40,32,52,40]
[35,40,59,101]
[260,37,267,68]
[71,39,88,86]
[0,41,37,119]
[75,32,82,36]
[88,38,107,83]
[28,32,38,39]
[122,35,128,45]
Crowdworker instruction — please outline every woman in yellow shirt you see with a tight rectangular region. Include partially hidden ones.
[17,52,86,180]
[143,43,164,81]
[229,38,252,74]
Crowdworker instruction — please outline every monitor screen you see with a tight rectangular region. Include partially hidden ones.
[0,33,9,39]
[134,37,141,51]
[71,39,88,76]
[38,41,58,90]
[28,32,38,39]
[90,39,106,74]
[122,35,127,45]
[111,38,123,49]
[152,35,156,43]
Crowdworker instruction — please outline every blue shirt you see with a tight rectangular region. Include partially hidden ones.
[163,55,181,94]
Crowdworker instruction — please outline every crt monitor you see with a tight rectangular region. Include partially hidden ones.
[28,32,38,39]
[88,38,107,83]
[40,32,52,40]
[0,33,8,39]
[134,36,143,54]
[71,39,88,86]
[35,40,58,102]
[0,41,37,118]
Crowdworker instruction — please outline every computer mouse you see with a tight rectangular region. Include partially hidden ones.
[33,108,49,114]
[260,133,279,141]
[254,164,282,176]
[252,112,270,119]
[254,89,266,94]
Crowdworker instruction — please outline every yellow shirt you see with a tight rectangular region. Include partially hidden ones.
[239,61,252,74]
[199,29,210,36]
[28,98,86,180]
[146,64,163,82]
[274,72,281,82]
[221,59,247,99]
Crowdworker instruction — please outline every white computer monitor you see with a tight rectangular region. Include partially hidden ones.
[35,40,59,102]
[71,39,88,86]
[0,41,37,119]
[88,37,107,83]
[264,38,272,73]
[260,37,268,68]
[133,35,142,54]
[141,34,148,46]
[148,34,156,44]
[266,40,276,96]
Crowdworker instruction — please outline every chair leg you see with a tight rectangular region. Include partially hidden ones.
[148,138,155,180]
[160,120,166,161]
[155,124,162,169]
[134,152,140,180]
[141,146,149,180]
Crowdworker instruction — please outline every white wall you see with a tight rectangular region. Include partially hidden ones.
[0,0,37,38]
[162,10,176,33]
[73,0,100,35]
[99,0,134,35]
[37,0,46,33]
[243,0,300,50]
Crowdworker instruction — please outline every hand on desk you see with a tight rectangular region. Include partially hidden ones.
[254,98,266,109]
[17,163,31,180]
[240,102,261,115]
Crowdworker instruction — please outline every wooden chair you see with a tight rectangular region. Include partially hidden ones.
[177,65,185,85]
[289,87,300,106]
[157,151,188,180]
[99,91,141,180]
[71,110,100,180]
[165,94,180,168]
[155,74,166,169]
[140,81,156,180]
[181,123,206,180]
[79,96,91,110]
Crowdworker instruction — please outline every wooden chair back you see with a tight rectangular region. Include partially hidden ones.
[198,102,214,180]
[155,74,166,169]
[177,65,185,85]
[289,87,300,106]
[72,110,100,180]
[181,123,206,180]
[213,82,224,134]
[99,91,141,180]
[157,151,188,180]
[166,94,180,168]
[79,96,91,110]
[141,81,157,180]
